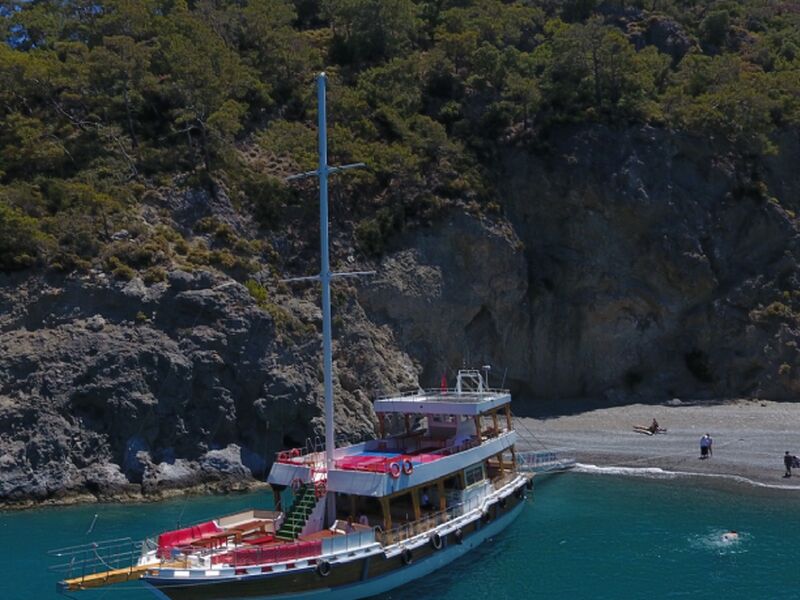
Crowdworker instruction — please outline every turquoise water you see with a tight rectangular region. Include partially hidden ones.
[2,474,799,599]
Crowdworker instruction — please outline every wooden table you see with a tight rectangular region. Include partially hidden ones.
[227,520,267,542]
[191,531,235,549]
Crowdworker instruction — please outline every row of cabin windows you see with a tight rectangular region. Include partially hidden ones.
[464,463,485,487]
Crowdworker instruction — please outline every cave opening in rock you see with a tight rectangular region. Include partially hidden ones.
[684,349,714,383]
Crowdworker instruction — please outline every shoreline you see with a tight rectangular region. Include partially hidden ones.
[572,463,800,493]
[5,398,800,511]
[0,479,270,512]
[518,398,800,492]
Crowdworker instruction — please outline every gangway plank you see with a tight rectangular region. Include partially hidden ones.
[59,563,157,592]
[515,449,576,473]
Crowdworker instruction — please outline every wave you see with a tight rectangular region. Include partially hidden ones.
[573,463,800,491]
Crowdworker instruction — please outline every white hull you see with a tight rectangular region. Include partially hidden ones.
[145,499,526,600]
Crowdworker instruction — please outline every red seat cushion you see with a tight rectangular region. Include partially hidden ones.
[157,521,222,557]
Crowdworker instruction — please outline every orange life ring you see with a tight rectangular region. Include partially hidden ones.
[402,459,414,475]
[290,448,301,458]
[278,451,289,462]
[389,462,401,479]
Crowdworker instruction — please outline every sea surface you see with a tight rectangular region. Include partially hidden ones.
[2,473,799,600]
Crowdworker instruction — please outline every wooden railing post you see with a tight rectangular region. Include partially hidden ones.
[380,497,392,531]
[437,478,446,512]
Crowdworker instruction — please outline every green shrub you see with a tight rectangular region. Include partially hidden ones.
[174,238,190,255]
[355,218,384,255]
[355,206,403,256]
[195,216,238,244]
[0,203,53,270]
[143,267,167,285]
[107,256,136,280]
[244,279,314,337]
[243,173,294,228]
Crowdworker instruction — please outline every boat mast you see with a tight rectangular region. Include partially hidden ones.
[317,73,335,479]
[287,73,367,524]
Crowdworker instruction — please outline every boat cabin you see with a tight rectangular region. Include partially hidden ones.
[268,370,519,541]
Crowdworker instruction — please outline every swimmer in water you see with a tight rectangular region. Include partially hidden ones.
[721,530,739,542]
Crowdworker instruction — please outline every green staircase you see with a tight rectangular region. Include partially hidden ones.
[276,485,319,541]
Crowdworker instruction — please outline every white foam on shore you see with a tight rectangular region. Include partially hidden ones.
[574,463,800,491]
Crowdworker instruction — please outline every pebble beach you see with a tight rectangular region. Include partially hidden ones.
[517,399,800,490]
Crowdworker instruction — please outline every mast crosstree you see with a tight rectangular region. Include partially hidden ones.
[285,72,371,523]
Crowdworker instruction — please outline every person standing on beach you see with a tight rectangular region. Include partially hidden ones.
[785,451,794,478]
[700,434,713,459]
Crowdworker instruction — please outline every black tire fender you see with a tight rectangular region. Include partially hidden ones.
[401,548,413,565]
[430,532,443,550]
[317,560,331,577]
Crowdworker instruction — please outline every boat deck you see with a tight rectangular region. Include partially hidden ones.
[334,448,445,473]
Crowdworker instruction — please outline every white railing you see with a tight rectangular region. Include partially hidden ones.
[516,449,575,472]
[49,538,144,582]
[321,527,377,555]
[375,494,485,546]
[375,387,510,403]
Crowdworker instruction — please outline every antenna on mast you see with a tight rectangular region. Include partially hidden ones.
[285,72,371,525]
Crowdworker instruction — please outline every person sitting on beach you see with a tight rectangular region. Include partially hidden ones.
[649,419,659,434]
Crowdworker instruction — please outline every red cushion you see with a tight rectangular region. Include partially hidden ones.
[196,521,222,537]
[157,521,221,557]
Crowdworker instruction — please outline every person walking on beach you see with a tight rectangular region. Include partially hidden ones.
[700,433,713,459]
[785,451,795,478]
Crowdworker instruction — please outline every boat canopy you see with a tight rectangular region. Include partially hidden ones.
[374,369,510,417]
[373,390,511,417]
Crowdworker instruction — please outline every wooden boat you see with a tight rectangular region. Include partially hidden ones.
[53,73,532,599]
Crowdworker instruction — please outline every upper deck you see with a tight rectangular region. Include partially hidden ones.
[374,389,511,416]
[374,370,510,417]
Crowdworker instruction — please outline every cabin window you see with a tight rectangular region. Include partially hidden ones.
[464,464,485,487]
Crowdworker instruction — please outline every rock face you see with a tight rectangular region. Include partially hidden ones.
[0,267,416,504]
[502,126,799,404]
[1,124,798,504]
[360,126,799,409]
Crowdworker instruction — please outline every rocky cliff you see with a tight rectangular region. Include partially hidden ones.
[364,126,799,408]
[1,125,798,506]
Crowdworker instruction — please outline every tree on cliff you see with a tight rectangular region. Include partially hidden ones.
[0,0,796,271]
